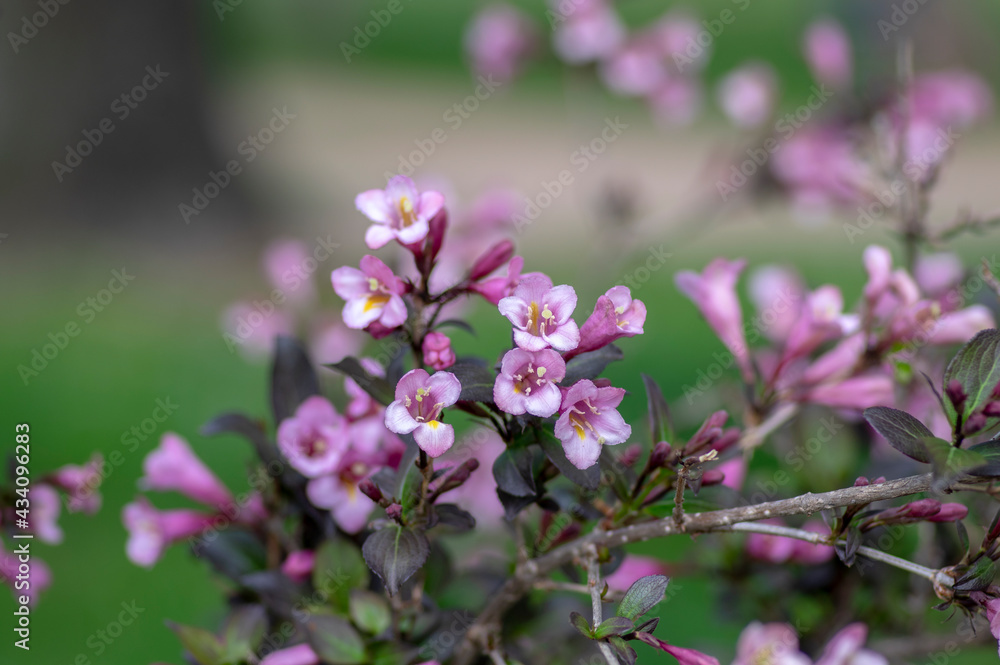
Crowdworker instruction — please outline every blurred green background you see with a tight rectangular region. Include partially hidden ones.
[3,1,1000,663]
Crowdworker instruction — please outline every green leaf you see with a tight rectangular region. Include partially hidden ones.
[305,614,367,664]
[221,605,267,660]
[942,328,1000,432]
[196,530,267,585]
[362,525,430,595]
[536,428,601,490]
[564,344,624,384]
[448,359,497,403]
[431,504,476,532]
[863,406,934,463]
[167,622,225,665]
[313,539,369,611]
[569,611,593,638]
[593,616,635,639]
[968,439,1000,477]
[327,356,394,406]
[642,374,675,444]
[616,575,669,621]
[922,436,987,487]
[270,335,320,423]
[399,461,423,522]
[608,635,638,665]
[349,589,391,635]
[434,318,476,336]
[953,556,996,592]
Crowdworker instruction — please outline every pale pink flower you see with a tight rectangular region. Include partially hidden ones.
[717,63,777,128]
[494,348,566,417]
[355,175,445,249]
[600,40,668,97]
[465,5,537,82]
[141,433,234,510]
[385,369,462,457]
[554,379,631,469]
[260,643,320,665]
[1,547,50,606]
[33,484,63,544]
[803,374,895,411]
[748,265,805,344]
[331,255,407,331]
[803,19,852,89]
[790,521,835,565]
[568,286,646,359]
[49,454,104,514]
[122,498,215,568]
[306,454,381,534]
[499,273,580,352]
[907,71,993,129]
[551,0,625,64]
[928,305,994,345]
[263,239,316,305]
[734,622,811,665]
[815,623,888,665]
[914,253,963,299]
[277,396,348,478]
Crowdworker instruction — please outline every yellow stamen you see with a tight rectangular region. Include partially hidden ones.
[363,293,390,312]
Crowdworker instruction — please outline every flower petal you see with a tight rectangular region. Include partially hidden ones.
[414,421,454,457]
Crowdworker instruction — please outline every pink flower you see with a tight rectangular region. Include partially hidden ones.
[385,369,462,457]
[355,175,445,249]
[815,623,887,665]
[423,332,456,370]
[554,379,631,469]
[862,245,893,303]
[717,456,747,491]
[733,622,810,665]
[568,286,646,359]
[633,631,720,665]
[914,253,963,298]
[802,374,895,411]
[331,255,407,331]
[984,598,1000,657]
[929,305,994,345]
[471,256,523,305]
[464,5,537,82]
[281,550,316,583]
[122,498,215,568]
[551,0,625,64]
[675,258,753,382]
[600,40,667,97]
[277,396,348,478]
[649,75,703,126]
[309,318,364,364]
[770,128,870,209]
[781,286,852,364]
[604,555,669,592]
[263,239,316,305]
[906,71,993,129]
[494,348,566,417]
[803,19,852,89]
[344,358,386,421]
[141,433,234,510]
[748,265,805,343]
[802,332,865,385]
[746,522,797,564]
[306,457,380,534]
[1,546,50,606]
[469,240,515,282]
[260,643,320,665]
[717,63,777,128]
[222,301,295,359]
[499,273,580,352]
[32,484,63,544]
[49,454,104,514]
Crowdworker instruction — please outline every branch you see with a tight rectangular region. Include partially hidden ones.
[585,543,619,665]
[452,472,939,665]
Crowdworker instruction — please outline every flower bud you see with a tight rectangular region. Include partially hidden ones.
[945,379,967,414]
[469,240,515,282]
[358,478,383,504]
[901,498,942,519]
[964,412,988,435]
[854,476,870,487]
[649,441,672,468]
[385,503,402,520]
[422,331,456,370]
[926,502,968,523]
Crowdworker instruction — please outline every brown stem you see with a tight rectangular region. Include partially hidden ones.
[451,473,939,665]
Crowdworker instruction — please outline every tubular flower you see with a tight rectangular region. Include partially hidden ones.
[554,379,631,469]
[355,175,445,249]
[494,348,566,417]
[498,273,580,352]
[385,369,462,457]
[331,255,407,331]
[277,396,348,478]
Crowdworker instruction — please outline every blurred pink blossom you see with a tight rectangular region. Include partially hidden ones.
[803,19,852,89]
[717,63,777,128]
[141,433,234,510]
[465,5,538,82]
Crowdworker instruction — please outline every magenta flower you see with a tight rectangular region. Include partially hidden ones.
[277,396,348,478]
[790,521,835,565]
[733,622,811,665]
[551,0,625,64]
[469,240,515,282]
[422,331,456,370]
[49,453,104,514]
[803,374,895,411]
[780,285,853,365]
[122,498,215,568]
[141,433,234,510]
[803,19,852,89]
[33,484,63,545]
[568,286,646,359]
[599,40,667,97]
[0,546,50,606]
[675,258,754,382]
[471,255,524,305]
[748,265,805,344]
[815,624,887,665]
[385,369,462,457]
[494,348,566,417]
[331,255,407,331]
[354,175,445,249]
[554,379,631,469]
[717,63,777,128]
[746,522,797,564]
[770,128,870,210]
[281,550,316,583]
[906,71,993,129]
[260,643,320,665]
[499,273,580,352]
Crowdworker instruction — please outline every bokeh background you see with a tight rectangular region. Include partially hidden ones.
[3,1,1000,663]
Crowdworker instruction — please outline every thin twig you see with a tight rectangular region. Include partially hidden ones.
[585,543,619,665]
[534,580,625,602]
[739,402,798,451]
[487,650,507,665]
